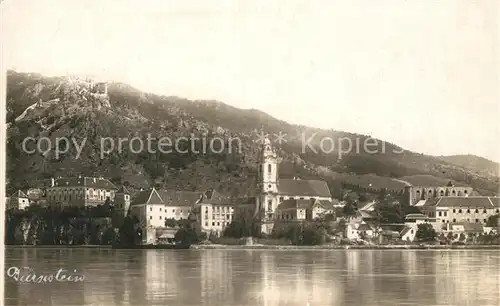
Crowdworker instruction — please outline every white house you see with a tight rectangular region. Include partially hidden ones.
[346,222,375,240]
[400,226,417,242]
[6,190,30,210]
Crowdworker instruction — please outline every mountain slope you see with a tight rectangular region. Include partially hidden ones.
[6,70,500,196]
[437,155,499,178]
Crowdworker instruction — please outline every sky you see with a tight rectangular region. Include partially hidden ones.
[2,0,499,161]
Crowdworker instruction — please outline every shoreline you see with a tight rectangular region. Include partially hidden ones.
[190,244,500,250]
[6,244,498,250]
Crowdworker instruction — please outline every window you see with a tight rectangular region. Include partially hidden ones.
[458,209,462,213]
[453,219,456,222]
[438,212,442,217]
[483,209,487,213]
[475,219,479,223]
[159,208,162,212]
[149,216,152,220]
[268,200,272,211]
[279,197,284,202]
[172,209,174,213]
[475,209,479,213]
[150,207,152,211]
[159,216,162,220]
[496,209,499,213]
[453,209,456,213]
[466,209,470,213]
[217,222,220,226]
[212,222,215,226]
[205,222,208,226]
[268,164,271,173]
[444,212,447,217]
[484,219,487,223]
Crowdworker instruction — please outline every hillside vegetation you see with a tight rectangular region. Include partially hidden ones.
[6,71,499,196]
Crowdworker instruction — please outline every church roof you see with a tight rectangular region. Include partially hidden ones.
[277,199,312,210]
[277,179,331,198]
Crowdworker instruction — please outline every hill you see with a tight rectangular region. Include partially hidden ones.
[6,70,500,197]
[437,155,499,178]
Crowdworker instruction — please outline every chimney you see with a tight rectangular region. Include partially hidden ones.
[93,178,96,183]
[51,178,55,187]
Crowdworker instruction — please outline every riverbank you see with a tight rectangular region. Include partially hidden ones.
[5,245,113,249]
[190,244,500,250]
[5,244,499,250]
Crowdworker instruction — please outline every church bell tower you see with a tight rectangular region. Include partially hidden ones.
[258,137,278,218]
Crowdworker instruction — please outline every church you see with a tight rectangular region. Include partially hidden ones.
[255,137,334,234]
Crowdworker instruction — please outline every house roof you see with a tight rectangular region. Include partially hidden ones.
[488,197,500,208]
[313,199,333,210]
[9,190,28,198]
[405,213,428,220]
[453,222,484,232]
[53,177,117,190]
[431,197,495,208]
[277,199,312,210]
[381,230,400,238]
[357,223,372,231]
[400,226,413,237]
[131,188,163,205]
[116,186,130,194]
[358,210,377,219]
[359,201,376,211]
[160,190,203,207]
[201,189,231,205]
[277,179,331,198]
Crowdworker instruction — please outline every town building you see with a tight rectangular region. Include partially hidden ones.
[195,190,235,236]
[400,226,417,242]
[129,188,206,228]
[403,182,474,206]
[256,138,333,233]
[45,176,117,208]
[275,198,334,221]
[160,190,203,220]
[114,186,131,216]
[418,196,500,225]
[346,222,375,240]
[6,190,30,210]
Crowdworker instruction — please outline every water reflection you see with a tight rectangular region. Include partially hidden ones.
[4,248,500,306]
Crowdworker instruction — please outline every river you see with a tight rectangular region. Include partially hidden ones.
[4,248,500,305]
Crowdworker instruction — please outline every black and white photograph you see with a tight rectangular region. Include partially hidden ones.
[1,0,499,305]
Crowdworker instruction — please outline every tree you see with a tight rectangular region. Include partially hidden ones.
[415,223,437,242]
[486,214,499,228]
[174,227,200,245]
[378,188,387,201]
[118,215,141,246]
[374,200,404,224]
[458,233,466,242]
[336,219,347,236]
[164,218,177,228]
[342,201,357,220]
